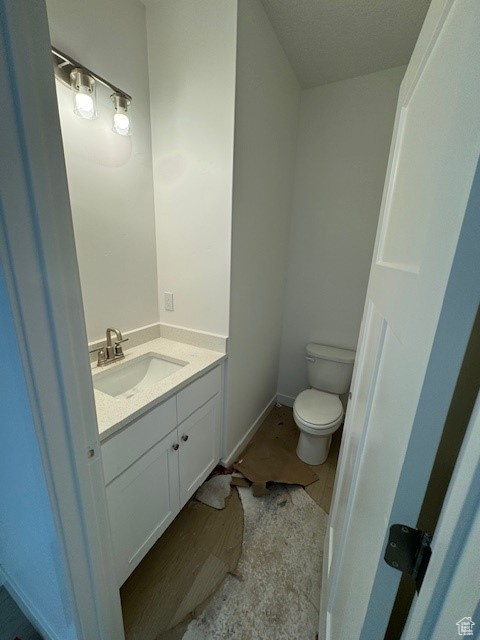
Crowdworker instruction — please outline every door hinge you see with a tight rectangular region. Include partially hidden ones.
[384,524,432,592]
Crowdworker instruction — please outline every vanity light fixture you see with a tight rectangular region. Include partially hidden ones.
[111,92,131,136]
[52,47,133,134]
[70,68,97,120]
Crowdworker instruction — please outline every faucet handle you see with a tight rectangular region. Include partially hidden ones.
[114,338,128,357]
[89,345,103,354]
[88,345,108,366]
[97,349,108,366]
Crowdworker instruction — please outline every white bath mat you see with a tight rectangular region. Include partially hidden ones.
[182,484,327,640]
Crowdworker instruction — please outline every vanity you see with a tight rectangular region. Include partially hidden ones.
[93,337,226,586]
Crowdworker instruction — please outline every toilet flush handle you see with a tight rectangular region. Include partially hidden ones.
[306,356,316,363]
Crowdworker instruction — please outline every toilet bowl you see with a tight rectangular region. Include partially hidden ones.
[294,389,344,465]
[293,343,355,465]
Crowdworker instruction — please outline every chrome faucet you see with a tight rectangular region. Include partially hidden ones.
[91,327,128,367]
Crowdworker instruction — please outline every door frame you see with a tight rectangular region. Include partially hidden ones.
[0,1,124,638]
[403,391,480,639]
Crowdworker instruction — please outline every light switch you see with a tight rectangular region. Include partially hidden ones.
[164,291,174,311]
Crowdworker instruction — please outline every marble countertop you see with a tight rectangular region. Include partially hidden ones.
[92,338,226,441]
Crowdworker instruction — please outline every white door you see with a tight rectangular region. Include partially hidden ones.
[322,0,480,638]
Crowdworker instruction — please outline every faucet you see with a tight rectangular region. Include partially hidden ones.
[91,327,128,367]
[105,327,124,359]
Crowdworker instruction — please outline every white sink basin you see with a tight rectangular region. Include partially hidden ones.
[93,352,187,399]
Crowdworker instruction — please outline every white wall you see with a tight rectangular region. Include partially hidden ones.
[46,0,158,343]
[278,66,405,403]
[0,265,77,640]
[145,0,237,337]
[224,0,301,461]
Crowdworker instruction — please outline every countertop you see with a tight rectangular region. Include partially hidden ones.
[92,338,226,441]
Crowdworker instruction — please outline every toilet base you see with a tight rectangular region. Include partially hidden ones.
[296,431,332,465]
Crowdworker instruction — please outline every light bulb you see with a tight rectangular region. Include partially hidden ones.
[74,92,95,119]
[71,69,97,120]
[113,112,131,136]
[111,92,132,136]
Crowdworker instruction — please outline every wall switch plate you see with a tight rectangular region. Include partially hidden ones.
[164,291,174,311]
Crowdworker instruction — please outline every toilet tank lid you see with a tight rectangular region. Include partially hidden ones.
[306,343,356,364]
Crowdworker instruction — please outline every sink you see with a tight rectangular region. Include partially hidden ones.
[93,352,188,399]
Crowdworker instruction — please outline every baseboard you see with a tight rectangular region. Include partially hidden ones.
[220,395,277,467]
[0,566,64,640]
[276,393,295,408]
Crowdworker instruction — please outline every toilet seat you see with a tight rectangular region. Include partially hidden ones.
[293,389,343,435]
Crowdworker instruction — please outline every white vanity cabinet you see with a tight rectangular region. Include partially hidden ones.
[101,365,222,586]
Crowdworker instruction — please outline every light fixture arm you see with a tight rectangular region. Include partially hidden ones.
[52,47,132,103]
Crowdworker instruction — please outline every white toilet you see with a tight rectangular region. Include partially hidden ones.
[294,343,355,465]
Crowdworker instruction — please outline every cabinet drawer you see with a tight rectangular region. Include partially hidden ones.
[102,396,176,485]
[177,365,222,424]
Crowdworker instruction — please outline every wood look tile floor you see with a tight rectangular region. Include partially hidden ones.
[120,404,340,640]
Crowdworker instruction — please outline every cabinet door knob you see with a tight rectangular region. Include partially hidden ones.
[172,443,179,451]
[181,434,189,442]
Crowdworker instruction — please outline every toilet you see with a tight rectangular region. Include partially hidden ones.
[294,343,355,465]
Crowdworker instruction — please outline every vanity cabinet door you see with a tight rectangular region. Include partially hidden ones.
[178,394,221,508]
[106,432,180,586]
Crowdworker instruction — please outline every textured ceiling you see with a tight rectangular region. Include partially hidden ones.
[259,0,431,88]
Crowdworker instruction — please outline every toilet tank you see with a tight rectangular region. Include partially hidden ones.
[306,343,355,394]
